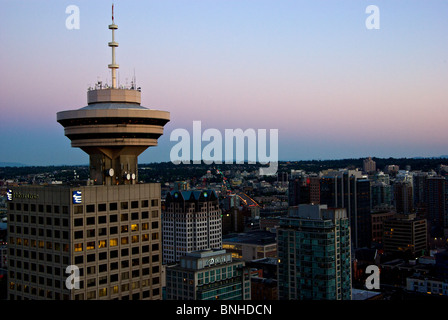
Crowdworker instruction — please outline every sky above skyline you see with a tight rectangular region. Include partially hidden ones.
[1,0,447,166]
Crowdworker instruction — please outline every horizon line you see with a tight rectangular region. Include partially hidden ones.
[2,155,448,168]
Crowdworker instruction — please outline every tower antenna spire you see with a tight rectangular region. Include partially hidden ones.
[108,3,119,88]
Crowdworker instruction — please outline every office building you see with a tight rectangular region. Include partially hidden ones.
[320,170,371,248]
[426,176,447,237]
[7,7,169,300]
[162,190,222,264]
[277,204,352,300]
[288,175,320,206]
[7,184,163,300]
[413,172,432,208]
[165,249,251,300]
[382,213,427,259]
[222,230,277,261]
[371,209,395,243]
[371,181,392,210]
[393,181,414,214]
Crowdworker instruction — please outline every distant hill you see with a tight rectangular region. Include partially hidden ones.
[0,162,27,167]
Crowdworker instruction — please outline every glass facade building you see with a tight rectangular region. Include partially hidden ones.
[165,249,251,300]
[277,204,351,300]
[320,170,371,248]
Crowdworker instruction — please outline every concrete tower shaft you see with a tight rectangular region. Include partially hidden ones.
[57,5,170,185]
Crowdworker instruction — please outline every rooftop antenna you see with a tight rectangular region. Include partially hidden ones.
[132,68,136,89]
[108,3,119,89]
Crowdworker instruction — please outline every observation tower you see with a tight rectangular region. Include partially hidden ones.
[57,5,170,185]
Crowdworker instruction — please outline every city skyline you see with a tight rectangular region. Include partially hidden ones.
[1,0,447,166]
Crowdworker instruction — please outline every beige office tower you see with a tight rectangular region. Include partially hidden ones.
[7,7,169,300]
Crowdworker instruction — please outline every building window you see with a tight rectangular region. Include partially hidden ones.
[110,238,118,247]
[74,206,83,214]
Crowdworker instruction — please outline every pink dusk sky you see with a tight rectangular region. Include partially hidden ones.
[0,0,447,165]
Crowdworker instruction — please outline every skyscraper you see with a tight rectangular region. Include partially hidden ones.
[288,175,320,206]
[393,181,413,214]
[371,181,392,209]
[7,7,169,300]
[426,176,448,237]
[320,170,371,248]
[277,204,352,300]
[162,190,222,264]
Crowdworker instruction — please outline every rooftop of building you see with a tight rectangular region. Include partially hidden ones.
[351,289,382,300]
[249,257,278,265]
[166,189,218,202]
[186,248,227,258]
[222,230,276,246]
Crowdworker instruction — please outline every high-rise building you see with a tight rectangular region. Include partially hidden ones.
[363,157,376,174]
[165,249,251,300]
[413,172,428,205]
[320,170,371,248]
[288,176,310,206]
[382,213,427,259]
[7,7,169,300]
[277,204,352,300]
[288,175,320,206]
[426,176,448,237]
[162,190,222,264]
[393,181,413,214]
[371,181,392,209]
[371,209,395,244]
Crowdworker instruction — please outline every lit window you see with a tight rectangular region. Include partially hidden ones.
[98,240,107,248]
[98,288,107,297]
[74,243,83,252]
[110,238,118,247]
[86,241,95,250]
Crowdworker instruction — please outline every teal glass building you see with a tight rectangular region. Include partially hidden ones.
[165,249,251,300]
[277,204,352,300]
